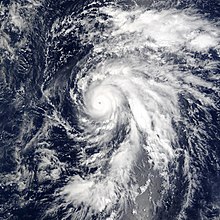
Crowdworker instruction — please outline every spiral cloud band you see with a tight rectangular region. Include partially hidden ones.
[49,5,219,219]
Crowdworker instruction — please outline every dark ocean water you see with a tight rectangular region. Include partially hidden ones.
[0,0,220,219]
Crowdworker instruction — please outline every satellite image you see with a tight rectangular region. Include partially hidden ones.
[0,0,220,219]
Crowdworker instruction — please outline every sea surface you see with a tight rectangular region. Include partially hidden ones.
[0,0,220,219]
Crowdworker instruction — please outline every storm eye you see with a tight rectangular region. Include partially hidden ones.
[83,84,124,120]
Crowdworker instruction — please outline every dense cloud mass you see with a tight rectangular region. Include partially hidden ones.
[0,0,220,220]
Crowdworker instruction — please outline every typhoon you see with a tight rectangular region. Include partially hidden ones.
[0,0,220,220]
